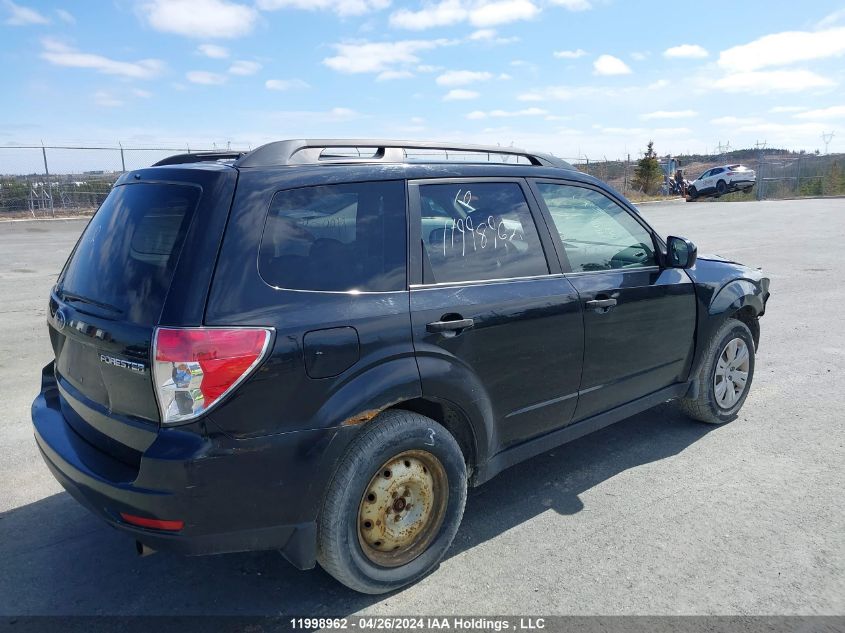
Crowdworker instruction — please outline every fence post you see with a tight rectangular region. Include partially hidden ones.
[756,153,763,201]
[41,142,54,217]
[119,142,126,172]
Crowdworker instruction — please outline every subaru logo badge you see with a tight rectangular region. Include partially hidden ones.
[55,308,67,332]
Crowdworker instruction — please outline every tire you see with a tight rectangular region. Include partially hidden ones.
[686,187,698,202]
[316,410,467,594]
[716,179,728,195]
[679,318,755,424]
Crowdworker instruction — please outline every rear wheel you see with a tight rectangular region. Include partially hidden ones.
[316,410,467,594]
[680,318,755,424]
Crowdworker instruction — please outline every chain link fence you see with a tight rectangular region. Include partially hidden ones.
[573,151,845,201]
[0,146,231,217]
[1,145,843,217]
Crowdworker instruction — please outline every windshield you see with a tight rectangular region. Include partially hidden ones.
[59,182,200,325]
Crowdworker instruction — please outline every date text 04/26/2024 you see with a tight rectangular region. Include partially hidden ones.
[289,617,547,630]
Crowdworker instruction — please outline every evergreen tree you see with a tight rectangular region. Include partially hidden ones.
[632,141,662,195]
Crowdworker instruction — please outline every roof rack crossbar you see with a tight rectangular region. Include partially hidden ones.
[233,139,572,169]
[153,151,245,167]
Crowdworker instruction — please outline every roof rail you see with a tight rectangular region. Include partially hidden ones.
[233,139,573,170]
[153,151,246,167]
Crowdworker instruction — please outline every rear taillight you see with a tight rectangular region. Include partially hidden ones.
[152,327,272,425]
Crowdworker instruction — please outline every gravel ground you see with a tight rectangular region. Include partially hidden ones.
[0,199,842,617]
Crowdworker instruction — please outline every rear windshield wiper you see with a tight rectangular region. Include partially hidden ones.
[59,290,124,315]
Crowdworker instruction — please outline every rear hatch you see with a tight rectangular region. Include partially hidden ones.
[48,167,235,472]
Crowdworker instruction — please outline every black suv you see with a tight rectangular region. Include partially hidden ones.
[32,140,770,594]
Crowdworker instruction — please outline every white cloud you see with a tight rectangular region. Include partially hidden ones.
[713,69,835,93]
[718,27,845,72]
[769,106,807,113]
[390,0,538,30]
[593,54,631,75]
[265,78,311,90]
[631,51,649,61]
[710,116,763,126]
[436,69,493,86]
[40,38,165,79]
[3,0,48,25]
[593,125,691,137]
[641,110,698,120]
[794,105,845,120]
[518,84,620,101]
[663,44,708,59]
[132,88,153,98]
[554,49,586,59]
[186,70,228,84]
[471,0,538,26]
[257,0,390,16]
[817,8,845,28]
[648,79,669,89]
[323,39,451,73]
[468,27,519,43]
[229,60,261,75]
[466,107,548,119]
[549,0,591,10]
[470,28,496,40]
[55,8,75,24]
[376,69,414,80]
[198,43,229,58]
[265,107,363,123]
[443,88,480,100]
[140,0,258,39]
[93,91,123,107]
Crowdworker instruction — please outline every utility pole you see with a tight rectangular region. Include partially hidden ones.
[41,140,54,217]
[821,131,835,155]
[754,140,767,201]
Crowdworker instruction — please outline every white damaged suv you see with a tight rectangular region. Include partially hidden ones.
[687,164,755,200]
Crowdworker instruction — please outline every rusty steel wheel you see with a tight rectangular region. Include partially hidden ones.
[357,450,448,568]
[316,410,467,594]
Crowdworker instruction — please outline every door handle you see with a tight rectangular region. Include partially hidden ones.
[585,298,617,310]
[426,317,474,333]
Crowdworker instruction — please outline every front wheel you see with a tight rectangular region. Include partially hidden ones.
[316,410,467,594]
[679,318,756,424]
[686,186,698,202]
[716,179,728,195]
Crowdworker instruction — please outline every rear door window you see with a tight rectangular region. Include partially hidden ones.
[417,181,549,284]
[258,180,406,292]
[59,183,199,325]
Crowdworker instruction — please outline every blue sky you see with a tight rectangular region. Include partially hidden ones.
[2,0,845,159]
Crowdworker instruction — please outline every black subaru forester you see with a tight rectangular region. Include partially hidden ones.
[32,140,770,593]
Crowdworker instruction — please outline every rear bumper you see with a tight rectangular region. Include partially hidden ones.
[32,363,357,568]
[729,178,755,188]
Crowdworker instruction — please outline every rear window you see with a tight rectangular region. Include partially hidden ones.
[59,182,199,325]
[258,181,406,292]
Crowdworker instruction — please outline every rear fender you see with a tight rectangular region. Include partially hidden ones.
[414,353,495,472]
[311,356,423,430]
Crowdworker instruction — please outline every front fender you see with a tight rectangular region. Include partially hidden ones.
[709,279,766,317]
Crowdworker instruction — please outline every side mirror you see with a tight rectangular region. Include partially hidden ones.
[666,236,698,269]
